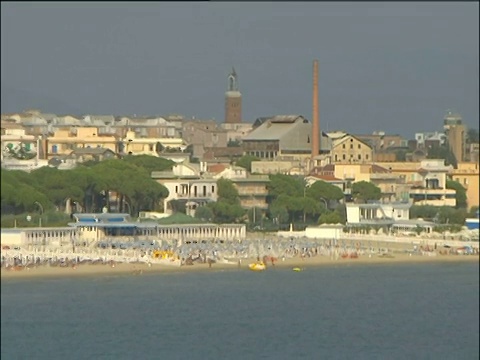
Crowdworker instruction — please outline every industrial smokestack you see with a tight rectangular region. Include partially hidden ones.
[311,59,319,158]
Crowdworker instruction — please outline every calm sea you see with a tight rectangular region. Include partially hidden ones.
[1,262,479,360]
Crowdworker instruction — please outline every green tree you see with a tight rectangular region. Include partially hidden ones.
[351,181,381,203]
[208,200,245,223]
[318,210,343,225]
[207,178,245,223]
[227,139,241,147]
[235,155,260,173]
[306,180,344,202]
[466,128,479,144]
[122,154,174,174]
[427,143,457,168]
[437,206,467,225]
[267,174,303,199]
[446,180,467,209]
[410,205,439,220]
[194,206,214,222]
[269,204,289,225]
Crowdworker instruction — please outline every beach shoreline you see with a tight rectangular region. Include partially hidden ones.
[2,253,478,280]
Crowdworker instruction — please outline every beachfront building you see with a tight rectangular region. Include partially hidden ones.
[0,213,247,248]
[68,213,246,242]
[0,227,76,247]
[345,202,436,234]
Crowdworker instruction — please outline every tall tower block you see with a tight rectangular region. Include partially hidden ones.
[311,60,320,158]
[225,67,242,124]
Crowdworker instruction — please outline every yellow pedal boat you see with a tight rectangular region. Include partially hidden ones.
[249,262,266,271]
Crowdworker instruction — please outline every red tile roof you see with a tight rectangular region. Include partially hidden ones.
[207,164,227,174]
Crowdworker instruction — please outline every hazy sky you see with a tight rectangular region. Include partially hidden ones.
[1,2,478,137]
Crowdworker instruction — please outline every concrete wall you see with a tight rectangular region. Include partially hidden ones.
[0,231,22,246]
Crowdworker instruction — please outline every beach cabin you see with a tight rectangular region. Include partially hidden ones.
[69,213,159,243]
[69,213,247,244]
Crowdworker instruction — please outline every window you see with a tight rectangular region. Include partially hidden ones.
[343,154,346,160]
[342,144,346,149]
[358,144,361,149]
[366,154,369,160]
[212,186,215,193]
[358,154,361,160]
[335,154,338,161]
[350,144,353,149]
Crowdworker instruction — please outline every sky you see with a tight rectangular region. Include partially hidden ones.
[1,2,478,138]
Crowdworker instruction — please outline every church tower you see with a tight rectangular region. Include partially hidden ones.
[224,67,242,124]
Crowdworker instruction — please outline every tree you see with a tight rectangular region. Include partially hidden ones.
[217,178,240,205]
[351,181,381,203]
[122,154,174,174]
[227,139,241,147]
[194,206,213,222]
[446,180,467,209]
[306,180,344,202]
[235,155,260,173]
[269,205,289,225]
[267,174,303,199]
[318,210,343,225]
[466,128,479,144]
[207,178,245,223]
[427,142,457,168]
[208,200,245,223]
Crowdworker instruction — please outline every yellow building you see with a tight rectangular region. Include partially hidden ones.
[47,127,117,158]
[329,133,373,164]
[332,163,408,202]
[450,162,480,209]
[376,160,456,207]
[123,130,186,156]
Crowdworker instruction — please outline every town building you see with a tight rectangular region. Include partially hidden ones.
[243,115,318,169]
[376,159,456,206]
[450,161,480,209]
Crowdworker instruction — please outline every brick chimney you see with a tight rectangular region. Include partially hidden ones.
[311,59,319,158]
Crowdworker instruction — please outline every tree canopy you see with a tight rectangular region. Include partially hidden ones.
[235,155,260,173]
[1,156,171,216]
[446,180,467,209]
[351,181,381,203]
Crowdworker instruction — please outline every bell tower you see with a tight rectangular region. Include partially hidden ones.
[224,67,242,124]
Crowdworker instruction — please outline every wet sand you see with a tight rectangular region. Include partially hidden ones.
[2,253,478,280]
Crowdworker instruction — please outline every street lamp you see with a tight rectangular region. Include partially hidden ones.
[319,197,328,210]
[124,200,131,215]
[34,201,44,227]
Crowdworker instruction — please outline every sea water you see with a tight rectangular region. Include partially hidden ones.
[1,262,479,360]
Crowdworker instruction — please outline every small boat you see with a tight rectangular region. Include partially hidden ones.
[249,262,266,271]
[292,267,304,272]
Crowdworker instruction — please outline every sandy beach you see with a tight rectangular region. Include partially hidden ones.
[2,253,478,280]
